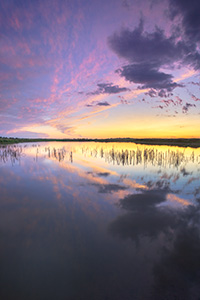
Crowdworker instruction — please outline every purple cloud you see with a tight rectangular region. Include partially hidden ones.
[189,81,200,86]
[97,101,110,106]
[191,94,200,102]
[116,63,181,90]
[169,0,200,43]
[182,102,196,114]
[86,101,110,107]
[108,20,186,66]
[88,82,130,95]
[108,16,200,93]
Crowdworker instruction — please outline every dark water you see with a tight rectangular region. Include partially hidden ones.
[0,142,200,300]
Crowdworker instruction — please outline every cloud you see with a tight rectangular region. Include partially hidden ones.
[161,99,176,106]
[97,101,110,106]
[88,82,130,95]
[153,105,164,110]
[108,189,179,241]
[168,0,200,70]
[108,20,184,66]
[86,101,110,107]
[182,102,196,114]
[118,190,166,211]
[146,89,157,98]
[189,81,200,86]
[180,167,192,176]
[175,96,183,105]
[149,92,195,113]
[109,210,176,241]
[145,89,173,98]
[158,89,173,98]
[96,172,110,177]
[169,0,200,43]
[191,94,200,101]
[152,205,200,299]
[108,17,200,93]
[87,171,110,177]
[108,178,200,298]
[93,183,127,194]
[116,63,181,90]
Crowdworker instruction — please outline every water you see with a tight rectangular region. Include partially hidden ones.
[0,142,200,300]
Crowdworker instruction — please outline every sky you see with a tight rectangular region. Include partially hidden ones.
[0,0,200,139]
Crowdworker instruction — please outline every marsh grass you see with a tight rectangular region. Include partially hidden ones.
[82,146,199,168]
[1,142,200,171]
[0,145,22,164]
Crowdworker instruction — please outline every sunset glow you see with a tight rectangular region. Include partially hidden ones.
[1,0,200,138]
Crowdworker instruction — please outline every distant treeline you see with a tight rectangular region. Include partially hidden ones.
[0,137,200,148]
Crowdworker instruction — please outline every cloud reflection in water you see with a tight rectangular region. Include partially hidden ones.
[0,142,200,299]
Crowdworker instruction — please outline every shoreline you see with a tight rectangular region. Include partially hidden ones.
[1,137,200,148]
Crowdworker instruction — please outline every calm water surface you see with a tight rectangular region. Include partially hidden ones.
[0,142,200,300]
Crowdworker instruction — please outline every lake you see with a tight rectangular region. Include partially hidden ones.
[0,142,200,300]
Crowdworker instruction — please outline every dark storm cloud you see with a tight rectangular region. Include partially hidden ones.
[152,205,200,300]
[108,189,179,240]
[108,21,185,66]
[169,0,200,43]
[116,63,181,90]
[109,210,177,241]
[108,17,200,93]
[109,182,200,298]
[109,184,200,299]
[118,190,166,211]
[88,83,130,95]
[184,52,200,70]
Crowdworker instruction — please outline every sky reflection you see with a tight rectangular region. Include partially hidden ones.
[0,142,200,299]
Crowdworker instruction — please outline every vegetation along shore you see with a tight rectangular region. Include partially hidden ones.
[1,137,200,148]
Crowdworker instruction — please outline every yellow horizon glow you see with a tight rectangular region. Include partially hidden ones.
[10,105,200,139]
